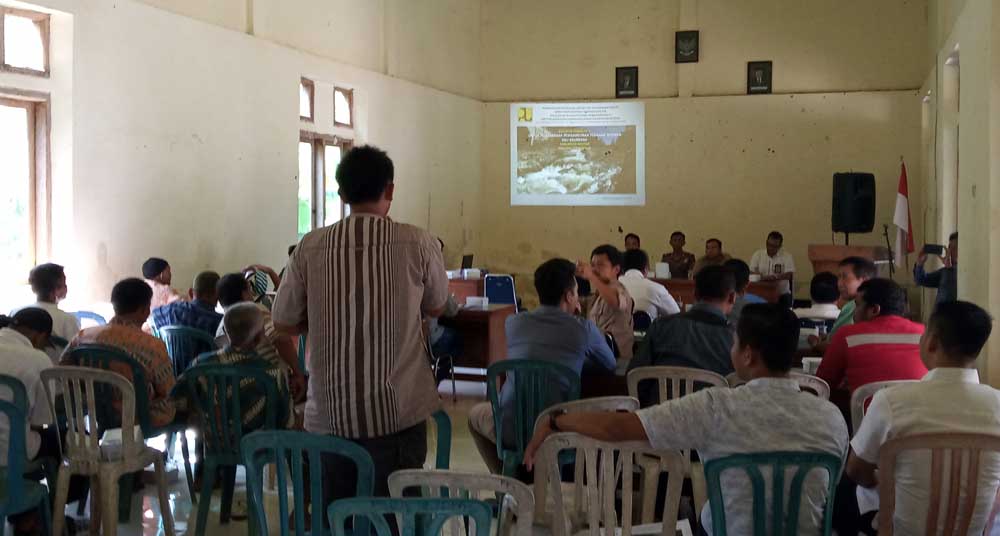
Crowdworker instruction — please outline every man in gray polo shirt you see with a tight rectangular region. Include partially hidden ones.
[468,258,616,473]
[524,303,848,534]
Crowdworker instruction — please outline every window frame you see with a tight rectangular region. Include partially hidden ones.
[333,87,354,128]
[0,88,51,275]
[299,77,315,122]
[0,7,51,78]
[299,131,352,231]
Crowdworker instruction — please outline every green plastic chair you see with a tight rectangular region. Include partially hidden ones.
[63,344,193,522]
[158,325,217,377]
[703,451,842,536]
[0,375,52,536]
[179,362,282,536]
[486,359,581,477]
[328,497,494,536]
[430,410,451,470]
[242,430,375,536]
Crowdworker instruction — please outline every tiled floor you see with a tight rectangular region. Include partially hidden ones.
[84,380,489,535]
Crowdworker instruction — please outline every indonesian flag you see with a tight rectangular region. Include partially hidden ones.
[893,161,915,267]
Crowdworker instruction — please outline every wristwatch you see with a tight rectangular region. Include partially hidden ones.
[549,409,567,431]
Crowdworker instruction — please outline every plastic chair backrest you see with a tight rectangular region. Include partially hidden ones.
[534,396,640,432]
[430,410,451,470]
[71,311,107,327]
[790,372,831,399]
[180,363,279,466]
[328,497,494,536]
[533,432,686,536]
[485,274,517,307]
[877,432,1000,536]
[62,344,153,435]
[633,311,652,331]
[389,469,534,536]
[704,451,842,536]
[242,430,375,536]
[627,365,728,407]
[486,359,581,461]
[0,375,28,513]
[158,325,217,377]
[851,380,917,432]
[40,366,141,462]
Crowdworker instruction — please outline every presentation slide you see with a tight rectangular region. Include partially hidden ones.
[510,101,645,206]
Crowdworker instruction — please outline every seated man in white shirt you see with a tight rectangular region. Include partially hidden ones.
[619,249,680,322]
[847,300,1000,535]
[12,263,80,363]
[524,303,849,535]
[750,231,796,308]
[793,272,841,321]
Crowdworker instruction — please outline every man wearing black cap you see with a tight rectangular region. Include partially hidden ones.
[142,257,185,310]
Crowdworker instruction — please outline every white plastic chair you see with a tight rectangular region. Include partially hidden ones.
[790,372,831,399]
[851,380,917,432]
[41,366,175,536]
[389,469,534,536]
[533,432,689,536]
[878,433,1000,535]
[535,396,641,431]
[626,367,727,523]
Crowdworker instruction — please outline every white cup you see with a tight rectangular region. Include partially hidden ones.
[748,274,762,283]
[802,357,822,375]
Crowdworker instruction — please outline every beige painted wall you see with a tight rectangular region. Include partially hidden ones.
[134,0,482,99]
[921,0,1000,384]
[480,93,923,307]
[481,0,927,101]
[0,0,481,308]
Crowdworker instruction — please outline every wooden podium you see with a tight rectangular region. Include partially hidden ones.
[808,244,892,275]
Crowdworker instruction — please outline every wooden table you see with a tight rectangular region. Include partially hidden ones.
[650,278,784,305]
[448,278,485,306]
[440,304,515,378]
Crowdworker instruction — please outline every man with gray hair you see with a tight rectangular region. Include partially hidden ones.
[194,303,293,431]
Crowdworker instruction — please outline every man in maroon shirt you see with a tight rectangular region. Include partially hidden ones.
[816,278,927,396]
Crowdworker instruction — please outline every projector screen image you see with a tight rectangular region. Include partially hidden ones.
[510,102,645,206]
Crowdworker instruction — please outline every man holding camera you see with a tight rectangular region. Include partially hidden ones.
[915,232,958,306]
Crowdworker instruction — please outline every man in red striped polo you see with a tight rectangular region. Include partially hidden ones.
[816,278,927,396]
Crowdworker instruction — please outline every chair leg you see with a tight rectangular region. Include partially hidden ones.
[88,476,101,536]
[219,466,237,524]
[690,462,708,516]
[638,458,659,524]
[116,472,134,523]
[194,462,218,536]
[450,365,457,403]
[51,465,73,536]
[39,494,52,536]
[153,456,176,536]
[100,472,119,536]
[180,432,195,502]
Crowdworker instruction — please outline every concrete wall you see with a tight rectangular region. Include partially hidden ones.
[0,0,481,307]
[922,0,1000,383]
[481,93,923,307]
[481,0,927,101]
[133,0,482,99]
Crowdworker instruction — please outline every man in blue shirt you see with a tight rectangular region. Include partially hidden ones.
[150,271,223,335]
[723,258,766,326]
[468,258,616,473]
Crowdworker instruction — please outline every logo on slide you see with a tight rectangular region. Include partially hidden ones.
[517,107,533,122]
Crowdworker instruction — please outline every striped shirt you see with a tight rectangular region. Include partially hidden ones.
[816,314,927,393]
[273,214,447,439]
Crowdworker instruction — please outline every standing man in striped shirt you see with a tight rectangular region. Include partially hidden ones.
[273,145,448,500]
